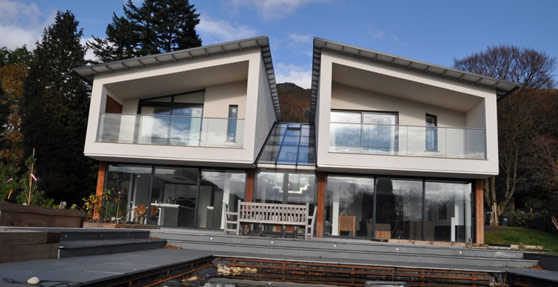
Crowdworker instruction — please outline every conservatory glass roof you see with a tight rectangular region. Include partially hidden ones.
[257,123,316,167]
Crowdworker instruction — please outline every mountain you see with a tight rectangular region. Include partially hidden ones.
[277,82,311,123]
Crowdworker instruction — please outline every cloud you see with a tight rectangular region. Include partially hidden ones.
[197,16,258,43]
[80,38,98,62]
[287,33,311,47]
[0,0,54,49]
[275,63,312,89]
[367,24,399,42]
[229,0,329,20]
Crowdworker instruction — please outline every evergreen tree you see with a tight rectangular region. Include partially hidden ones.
[0,87,9,140]
[89,0,202,62]
[21,11,96,204]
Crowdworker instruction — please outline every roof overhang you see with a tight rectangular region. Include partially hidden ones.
[74,36,282,121]
[310,37,519,122]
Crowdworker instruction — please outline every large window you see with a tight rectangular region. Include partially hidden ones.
[200,170,246,229]
[325,176,375,237]
[330,110,398,154]
[151,167,198,227]
[138,91,204,145]
[104,164,246,230]
[424,181,472,242]
[325,175,473,242]
[105,165,153,224]
[376,178,423,240]
[255,171,316,207]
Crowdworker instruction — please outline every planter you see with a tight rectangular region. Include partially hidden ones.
[0,202,86,227]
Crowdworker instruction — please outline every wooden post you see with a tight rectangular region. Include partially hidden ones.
[315,172,326,238]
[475,179,485,244]
[245,169,256,202]
[27,148,36,205]
[93,162,107,220]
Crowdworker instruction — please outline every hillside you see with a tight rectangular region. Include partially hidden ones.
[277,82,311,123]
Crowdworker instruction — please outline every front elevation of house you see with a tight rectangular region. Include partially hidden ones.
[75,36,517,244]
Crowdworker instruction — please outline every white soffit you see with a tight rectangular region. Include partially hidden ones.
[310,37,519,122]
[74,36,282,121]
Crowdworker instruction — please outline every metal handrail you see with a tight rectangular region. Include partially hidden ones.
[100,113,245,120]
[329,121,485,130]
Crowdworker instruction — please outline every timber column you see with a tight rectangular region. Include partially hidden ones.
[475,179,485,244]
[315,172,326,237]
[93,162,107,220]
[245,169,256,202]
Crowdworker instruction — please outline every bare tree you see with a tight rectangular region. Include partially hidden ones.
[454,45,557,224]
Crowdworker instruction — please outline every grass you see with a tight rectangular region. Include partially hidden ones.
[485,226,558,253]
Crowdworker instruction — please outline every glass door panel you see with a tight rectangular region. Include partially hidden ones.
[424,181,472,242]
[325,176,375,237]
[376,178,422,240]
[151,167,198,227]
[105,165,152,224]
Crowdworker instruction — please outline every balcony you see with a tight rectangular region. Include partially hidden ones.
[97,113,244,148]
[329,123,486,159]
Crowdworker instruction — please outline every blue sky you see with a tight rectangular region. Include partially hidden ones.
[1,0,557,88]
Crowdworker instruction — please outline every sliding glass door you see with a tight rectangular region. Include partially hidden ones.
[104,164,246,230]
[324,174,473,242]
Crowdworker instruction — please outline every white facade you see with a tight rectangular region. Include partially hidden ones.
[81,41,276,168]
[315,50,500,178]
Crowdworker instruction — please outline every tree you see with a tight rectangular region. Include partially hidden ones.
[0,46,32,162]
[20,11,96,205]
[89,0,202,62]
[454,45,557,224]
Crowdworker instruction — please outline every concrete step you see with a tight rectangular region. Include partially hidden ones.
[59,238,167,258]
[151,231,537,269]
[58,229,150,241]
[152,231,525,259]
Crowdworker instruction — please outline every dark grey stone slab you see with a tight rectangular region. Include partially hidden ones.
[505,268,558,283]
[0,249,212,287]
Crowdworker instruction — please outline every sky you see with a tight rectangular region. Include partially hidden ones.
[1,0,557,88]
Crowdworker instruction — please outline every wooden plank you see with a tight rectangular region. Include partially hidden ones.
[0,202,85,217]
[0,243,59,263]
[315,172,326,238]
[105,95,123,113]
[245,170,255,202]
[475,179,484,244]
[94,162,107,220]
[0,231,48,245]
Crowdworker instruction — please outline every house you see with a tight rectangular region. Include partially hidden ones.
[75,36,517,244]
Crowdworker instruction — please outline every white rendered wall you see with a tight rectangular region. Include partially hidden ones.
[253,57,277,158]
[317,51,499,178]
[84,49,269,167]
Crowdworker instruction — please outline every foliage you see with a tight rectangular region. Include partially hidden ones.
[0,153,20,202]
[20,11,97,206]
[277,83,311,123]
[506,209,557,232]
[454,45,557,224]
[82,188,126,222]
[454,45,556,89]
[485,226,558,253]
[89,0,202,62]
[0,46,31,163]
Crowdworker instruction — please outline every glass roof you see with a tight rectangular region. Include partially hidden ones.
[258,123,316,166]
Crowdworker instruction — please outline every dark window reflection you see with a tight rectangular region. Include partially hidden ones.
[375,178,423,240]
[424,181,472,242]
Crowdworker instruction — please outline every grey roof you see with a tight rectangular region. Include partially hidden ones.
[74,36,282,121]
[310,37,519,122]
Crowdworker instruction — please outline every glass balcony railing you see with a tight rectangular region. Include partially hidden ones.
[97,113,244,148]
[329,123,486,159]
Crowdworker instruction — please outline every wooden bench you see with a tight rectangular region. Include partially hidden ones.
[224,200,316,239]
